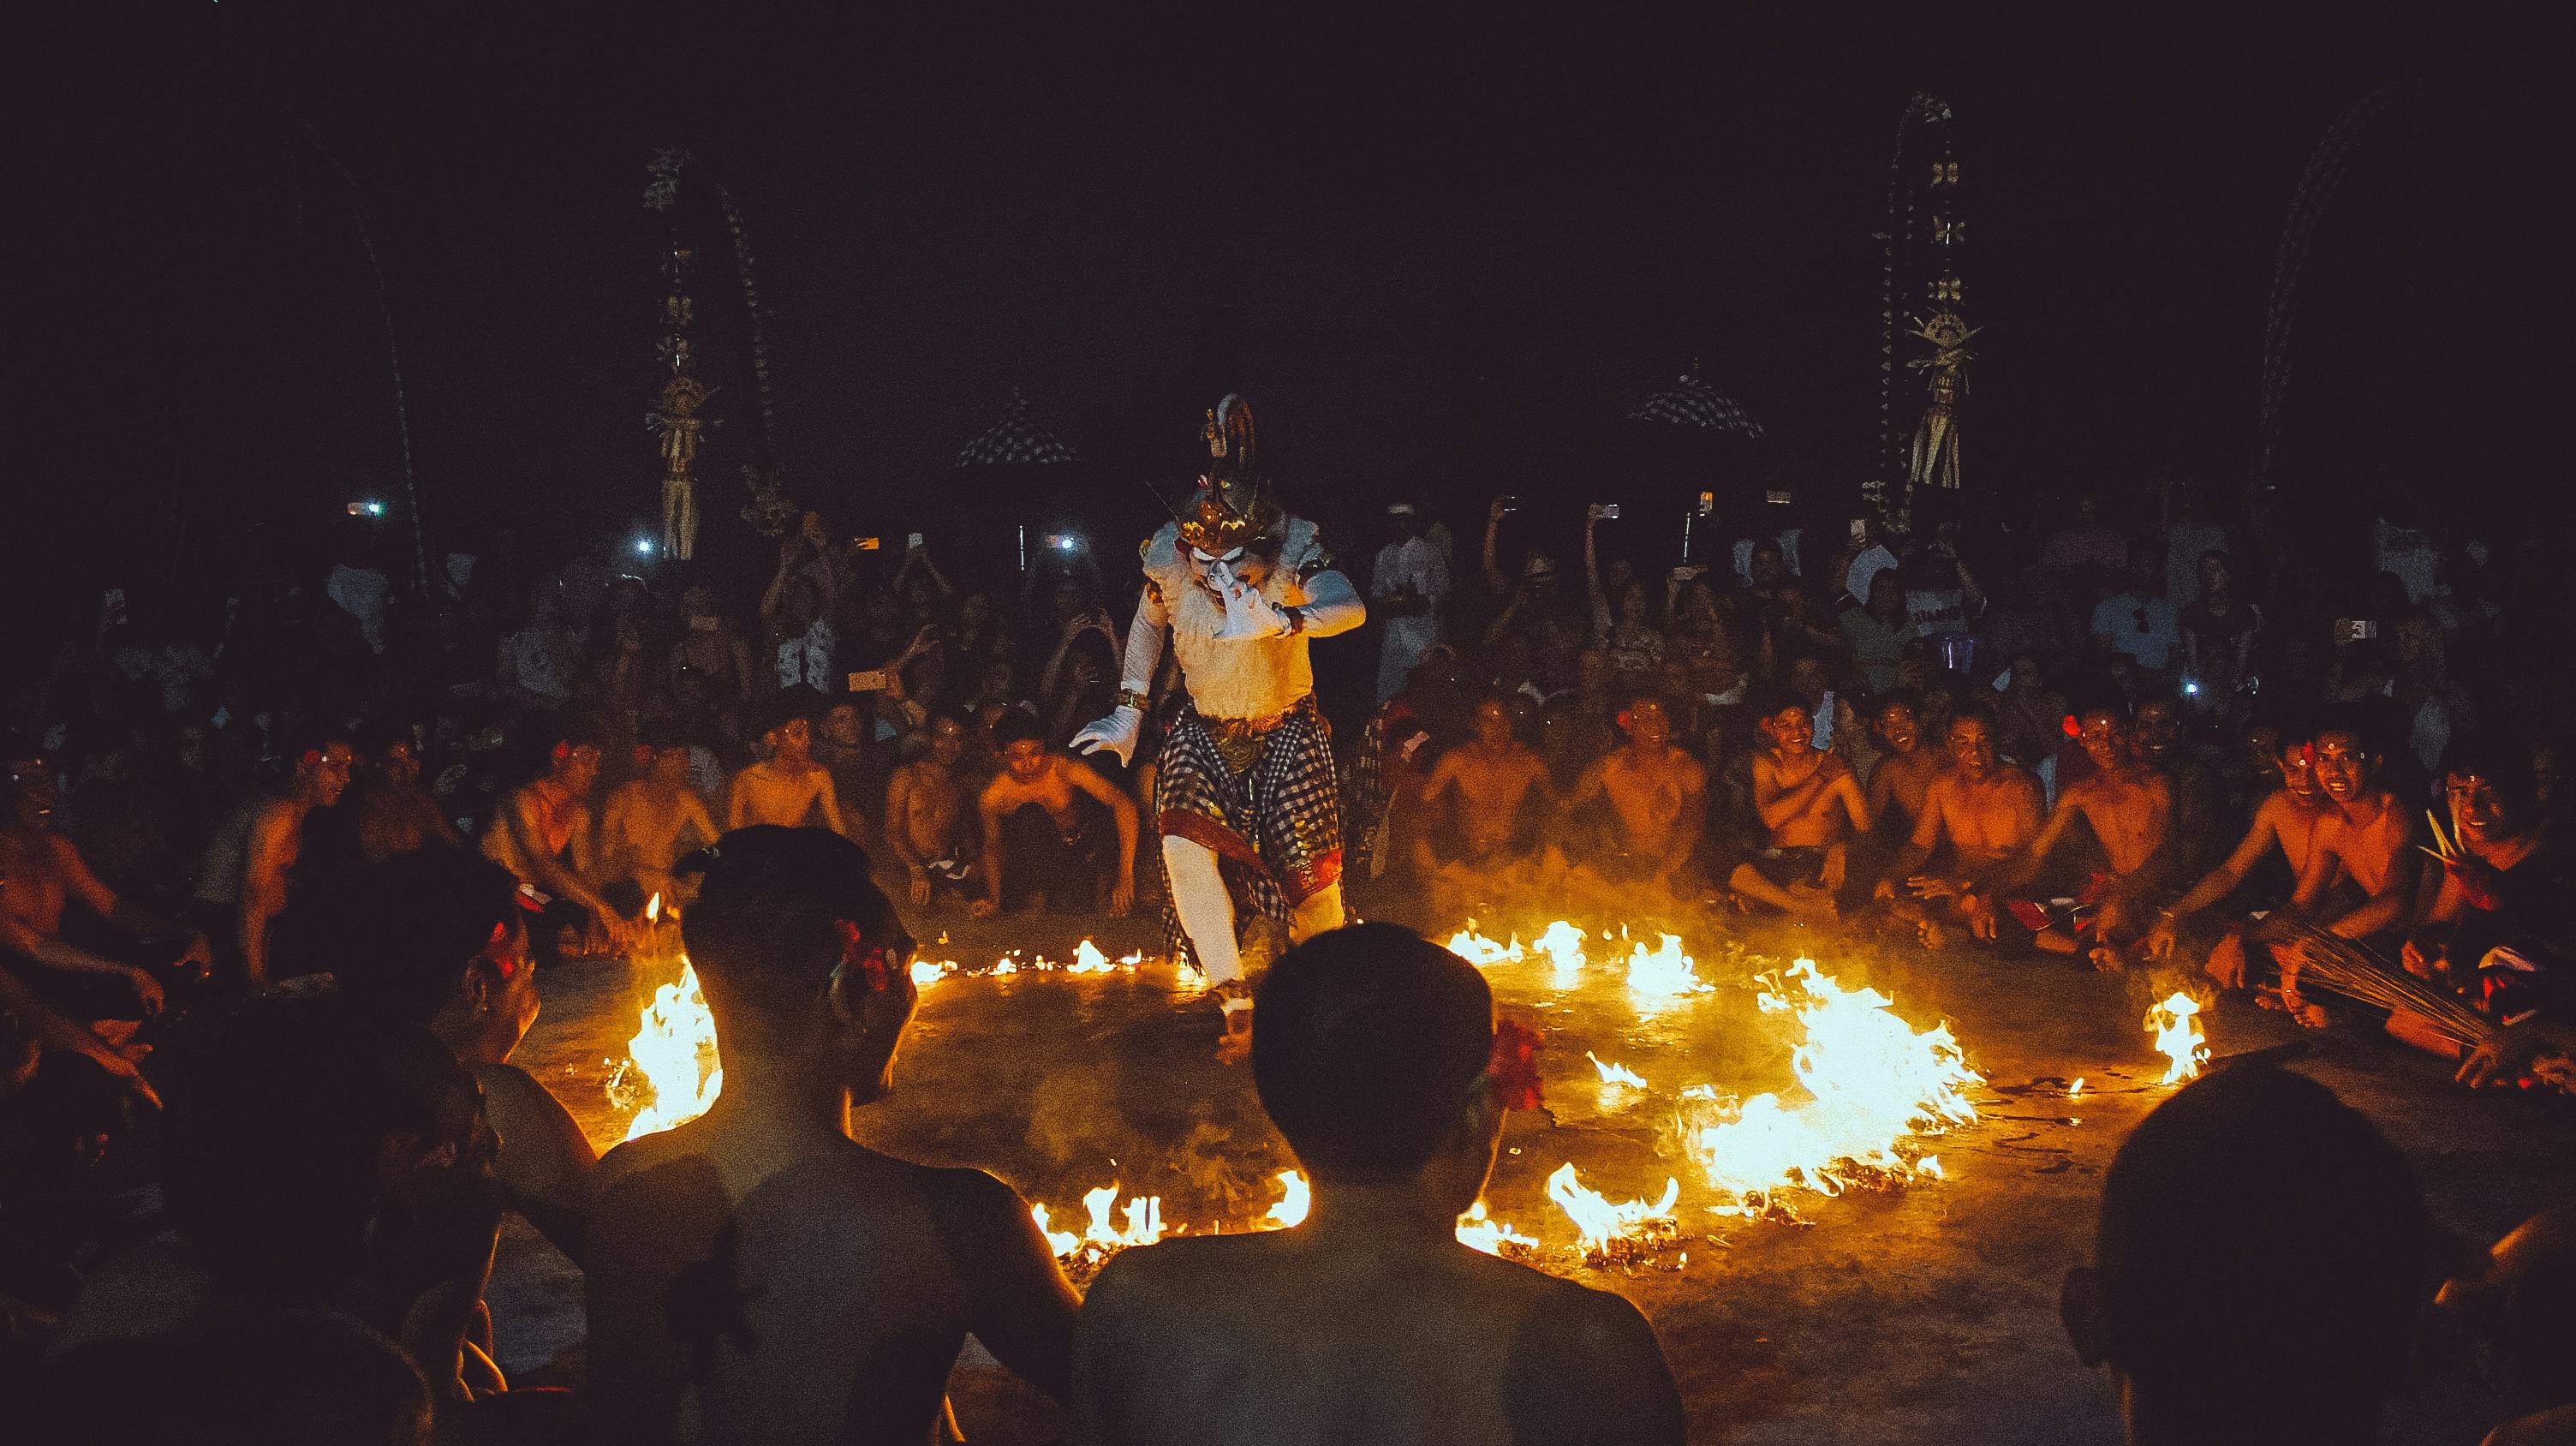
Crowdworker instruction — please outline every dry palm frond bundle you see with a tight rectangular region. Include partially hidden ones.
[2281,924,2493,1052]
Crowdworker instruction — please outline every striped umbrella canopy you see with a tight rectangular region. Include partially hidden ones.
[1625,374,1767,438]
[956,391,1076,467]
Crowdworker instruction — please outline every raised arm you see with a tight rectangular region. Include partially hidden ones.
[1289,566,1366,638]
[1584,508,1612,641]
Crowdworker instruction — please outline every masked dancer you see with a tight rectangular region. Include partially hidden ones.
[1073,397,1364,1061]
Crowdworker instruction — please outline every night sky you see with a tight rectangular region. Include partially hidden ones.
[21,7,2560,630]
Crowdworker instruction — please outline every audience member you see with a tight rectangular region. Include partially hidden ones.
[1069,923,1685,1446]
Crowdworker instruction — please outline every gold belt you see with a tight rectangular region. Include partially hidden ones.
[1202,702,1300,774]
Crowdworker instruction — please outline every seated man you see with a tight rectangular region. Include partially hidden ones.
[1411,695,1559,912]
[1872,708,2043,947]
[2144,725,2331,989]
[2273,718,2423,968]
[883,715,976,909]
[1566,696,1708,902]
[1729,692,1870,920]
[3,753,209,1031]
[481,732,630,957]
[352,731,463,866]
[600,733,720,915]
[1070,923,1685,1446]
[2061,1067,2439,1446]
[197,733,356,988]
[2402,734,2572,1053]
[728,707,852,835]
[1863,691,1944,840]
[972,711,1138,918]
[587,827,1078,1446]
[2134,690,2229,884]
[1977,702,2175,971]
[335,850,598,1264]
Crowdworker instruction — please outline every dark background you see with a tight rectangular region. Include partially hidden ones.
[19,5,2562,633]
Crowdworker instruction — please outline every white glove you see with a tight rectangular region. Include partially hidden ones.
[1072,705,1144,768]
[1208,560,1289,642]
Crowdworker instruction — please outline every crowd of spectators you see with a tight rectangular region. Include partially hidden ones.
[3,475,2573,1443]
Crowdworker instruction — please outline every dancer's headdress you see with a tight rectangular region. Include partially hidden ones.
[1178,394,1284,556]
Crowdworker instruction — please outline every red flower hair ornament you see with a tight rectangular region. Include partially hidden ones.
[832,919,898,995]
[1482,1016,1546,1114]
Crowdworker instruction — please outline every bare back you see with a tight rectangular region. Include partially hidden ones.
[589,1124,1075,1446]
[1073,1232,1680,1446]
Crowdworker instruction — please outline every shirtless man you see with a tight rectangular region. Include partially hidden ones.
[2144,730,2332,988]
[727,711,850,835]
[1412,696,1558,911]
[221,736,355,988]
[352,733,462,866]
[1070,923,1684,1446]
[588,828,1077,1446]
[1729,695,1871,919]
[1567,696,1708,901]
[884,716,975,908]
[973,713,1138,918]
[600,738,719,915]
[1873,709,2043,946]
[1977,704,2175,971]
[1863,693,1945,838]
[2,755,208,1027]
[482,734,630,954]
[2275,722,2420,952]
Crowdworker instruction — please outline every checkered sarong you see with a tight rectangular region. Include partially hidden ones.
[1155,694,1342,970]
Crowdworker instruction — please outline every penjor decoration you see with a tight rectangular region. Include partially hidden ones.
[1873,93,1976,530]
[1072,397,1366,1062]
[644,239,716,560]
[642,147,798,549]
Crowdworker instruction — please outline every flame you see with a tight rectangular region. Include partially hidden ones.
[1536,921,1587,987]
[1030,1204,1080,1257]
[2067,1076,2085,1099]
[1444,923,1526,967]
[1680,959,1980,1204]
[1456,1200,1538,1254]
[2146,993,2208,1084]
[1589,1052,1649,1089]
[1625,933,1714,1006]
[1545,1163,1679,1253]
[910,958,952,988]
[1262,1169,1310,1228]
[644,891,662,924]
[1068,939,1115,974]
[618,958,723,1141]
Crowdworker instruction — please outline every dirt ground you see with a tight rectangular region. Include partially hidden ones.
[487,894,2576,1444]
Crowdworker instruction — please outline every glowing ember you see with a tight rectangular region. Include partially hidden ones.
[1546,1162,1680,1253]
[644,891,662,925]
[1444,923,1526,967]
[1679,959,1979,1205]
[1624,934,1714,1006]
[1456,1201,1538,1255]
[1589,1052,1649,1089]
[2066,1076,2085,1099]
[2146,992,2208,1084]
[617,958,724,1141]
[1535,921,1587,987]
[1262,1169,1310,1228]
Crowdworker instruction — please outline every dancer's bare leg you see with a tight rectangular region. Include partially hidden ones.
[1163,834,1252,1061]
[1289,884,1344,942]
